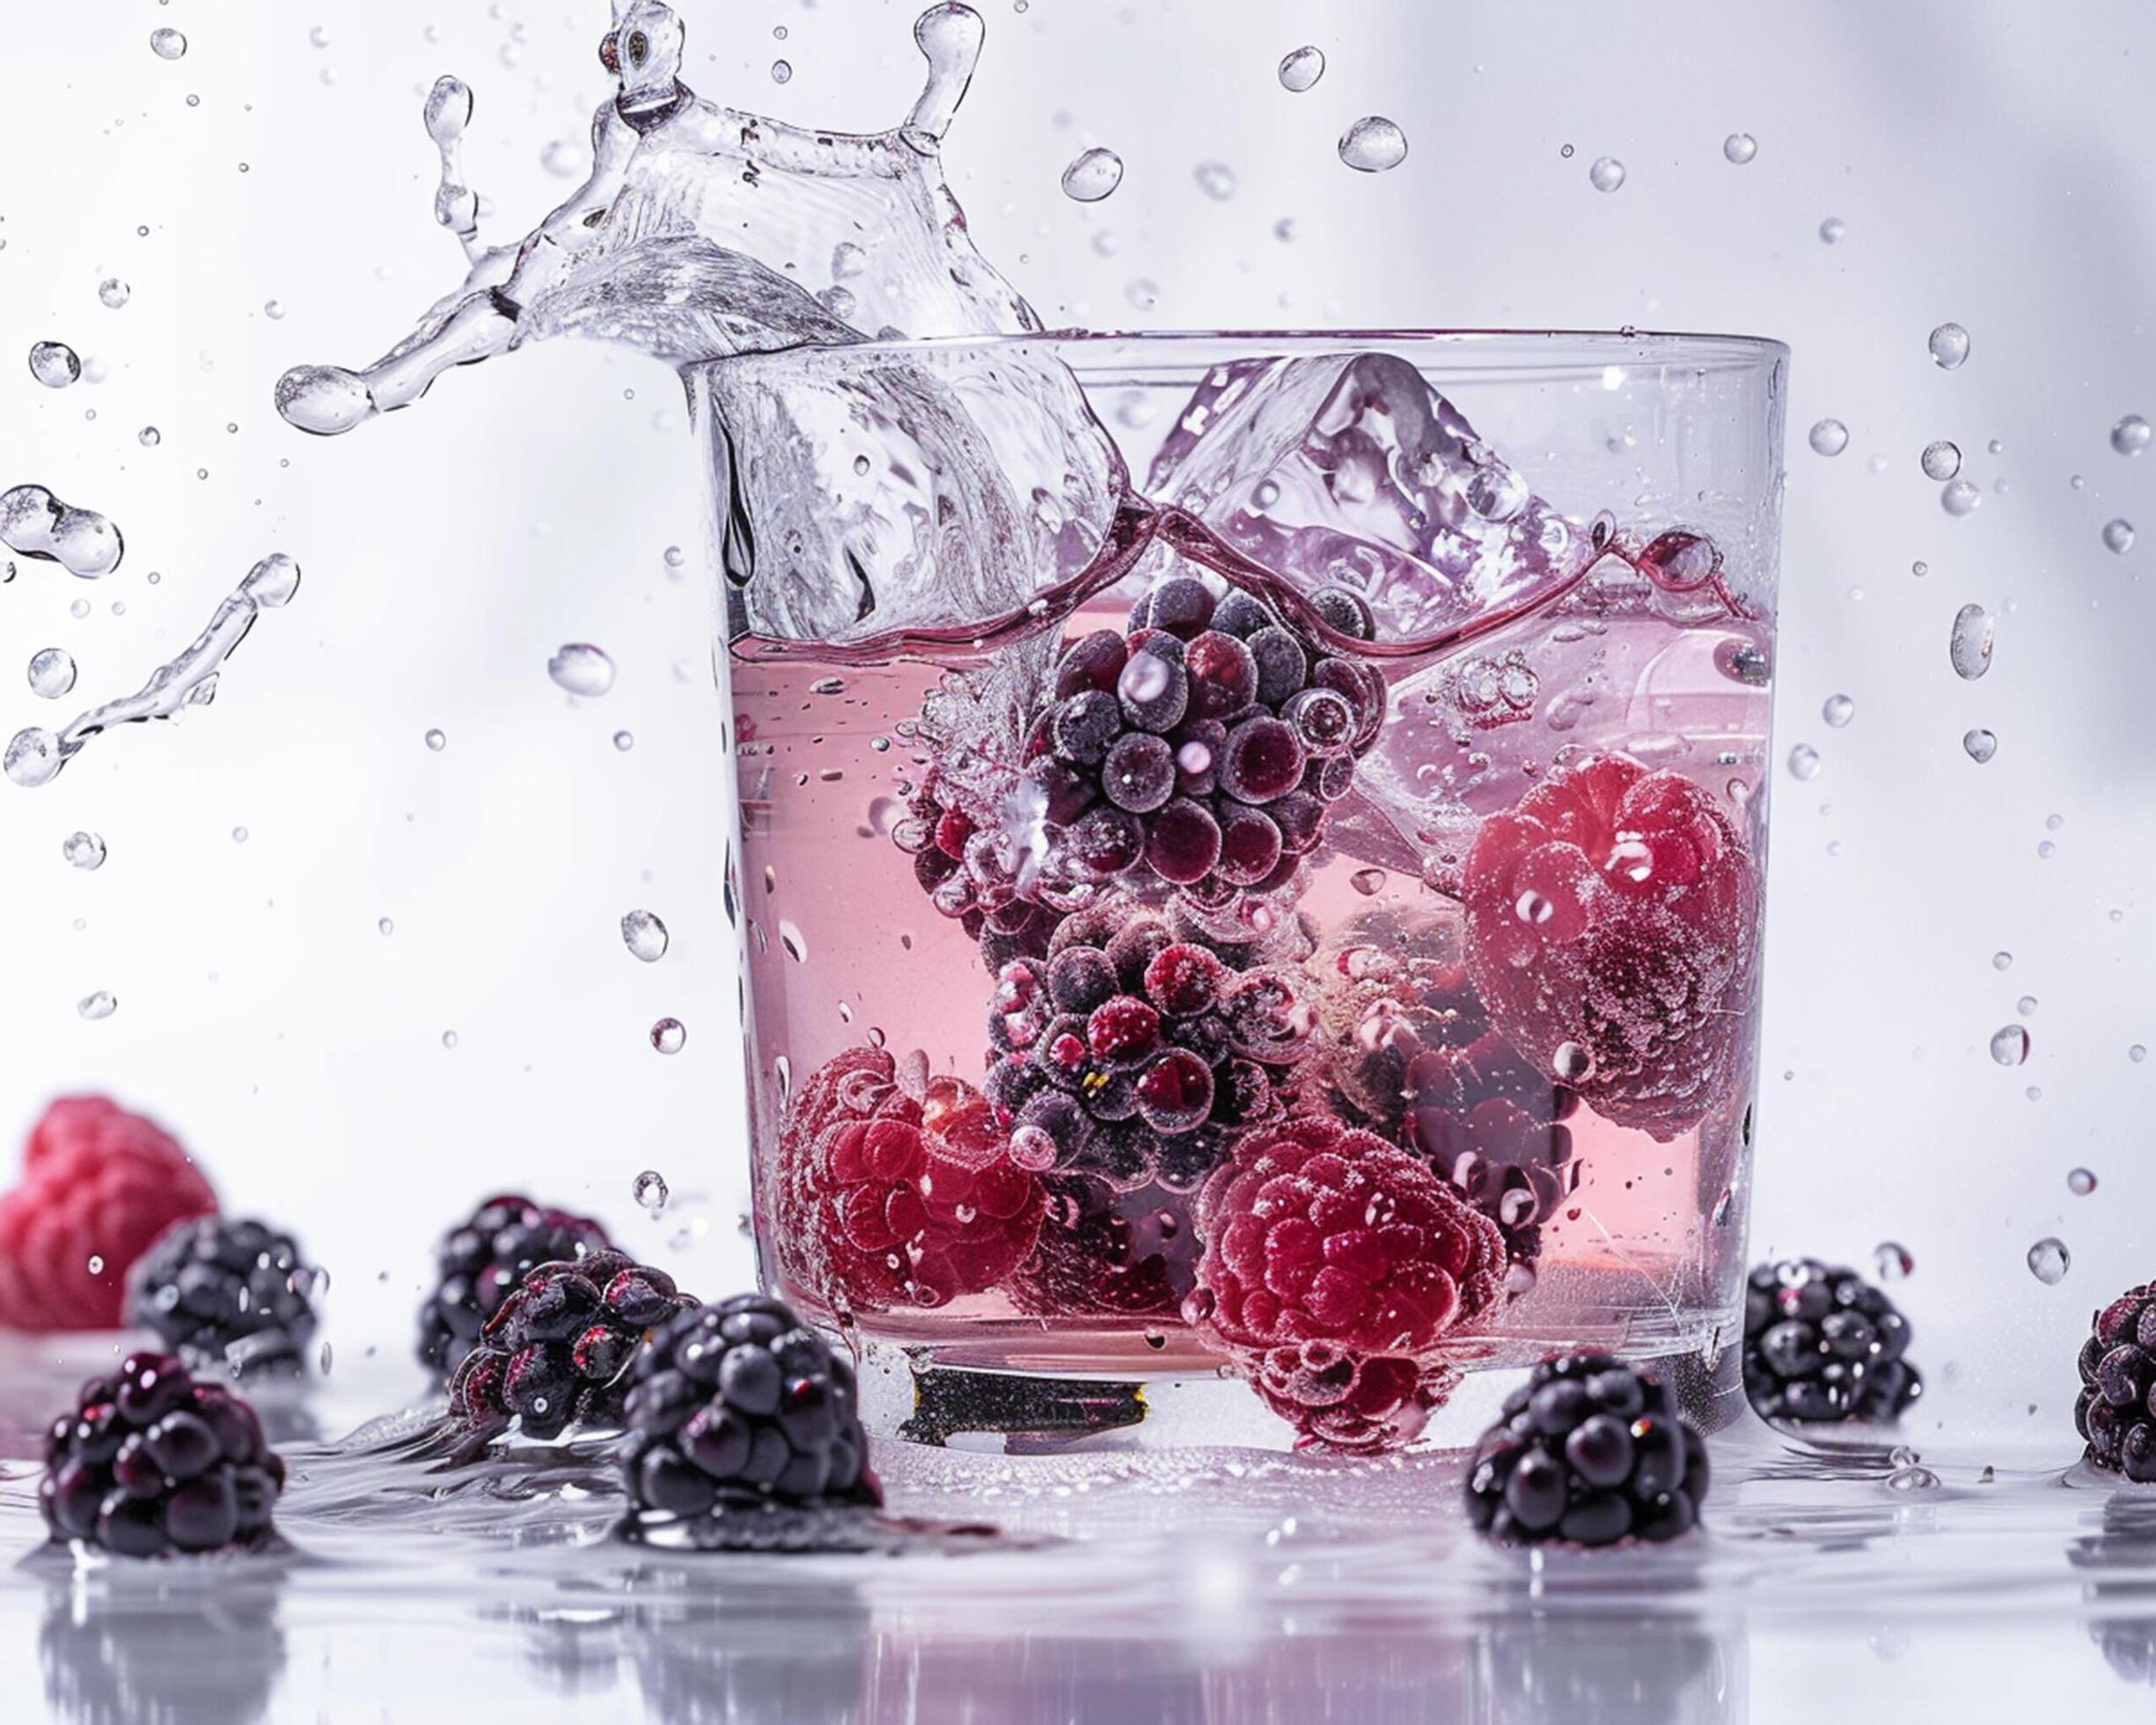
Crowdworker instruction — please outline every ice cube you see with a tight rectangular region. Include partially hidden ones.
[1146,353,1591,648]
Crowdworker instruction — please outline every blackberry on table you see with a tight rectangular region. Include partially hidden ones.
[124,1215,320,1379]
[1463,1352,1708,1547]
[417,1193,612,1376]
[2076,1280,2156,1480]
[449,1250,700,1439]
[1742,1259,1921,1424]
[40,1352,285,1556]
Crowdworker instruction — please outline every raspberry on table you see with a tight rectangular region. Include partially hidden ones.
[40,1352,285,1556]
[125,1216,321,1379]
[1463,1352,1709,1546]
[2077,1281,2156,1481]
[1192,1114,1506,1451]
[1742,1259,1921,1424]
[1462,753,1758,1142]
[448,1250,700,1439]
[417,1193,612,1376]
[0,1097,218,1334]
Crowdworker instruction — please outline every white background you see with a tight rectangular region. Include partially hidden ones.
[1,0,2151,1449]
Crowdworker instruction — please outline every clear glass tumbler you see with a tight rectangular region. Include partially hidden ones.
[693,331,1786,1452]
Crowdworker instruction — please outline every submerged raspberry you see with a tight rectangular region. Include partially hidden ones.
[2076,1280,2156,1481]
[1192,1114,1506,1450]
[1462,753,1758,1141]
[1742,1259,1921,1424]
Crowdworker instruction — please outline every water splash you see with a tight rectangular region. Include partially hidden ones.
[5,555,300,788]
[1,483,125,577]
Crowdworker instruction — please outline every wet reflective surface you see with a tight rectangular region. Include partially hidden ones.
[4,1340,2154,1722]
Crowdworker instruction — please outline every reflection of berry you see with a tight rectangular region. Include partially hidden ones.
[778,1048,1044,1313]
[1192,1115,1505,1451]
[983,903,1315,1193]
[1742,1259,1920,1424]
[125,1217,319,1379]
[0,1097,218,1333]
[1463,1352,1707,1546]
[449,1251,700,1439]
[1009,1177,1195,1318]
[1463,753,1757,1141]
[2077,1281,2156,1480]
[624,1294,880,1522]
[417,1194,613,1376]
[40,1352,284,1556]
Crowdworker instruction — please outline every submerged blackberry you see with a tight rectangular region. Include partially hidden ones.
[1463,1353,1708,1546]
[1008,1176,1196,1318]
[124,1216,320,1379]
[449,1251,700,1439]
[40,1352,285,1556]
[2076,1281,2156,1481]
[418,1193,613,1376]
[1742,1259,1921,1424]
[623,1294,879,1530]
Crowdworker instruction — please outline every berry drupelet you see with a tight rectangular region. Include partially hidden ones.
[125,1215,320,1378]
[1464,1353,1708,1547]
[417,1193,613,1376]
[1742,1258,1921,1423]
[40,1352,285,1556]
[2077,1281,2156,1481]
[448,1250,700,1439]
[623,1294,879,1529]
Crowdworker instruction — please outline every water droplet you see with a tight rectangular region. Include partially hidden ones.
[1948,604,1994,679]
[612,729,634,752]
[1822,694,1855,728]
[1786,743,1821,782]
[1989,1024,2029,1067]
[2132,1045,2148,1064]
[150,26,188,60]
[2026,1237,2069,1285]
[1818,216,1846,245]
[99,279,131,311]
[1962,728,1998,763]
[634,1170,670,1211]
[1124,278,1160,311]
[138,426,160,446]
[263,300,285,320]
[1338,117,1408,173]
[28,341,81,389]
[1060,148,1122,202]
[1920,440,1961,481]
[1588,156,1626,193]
[2101,518,2135,554]
[770,59,793,84]
[378,917,394,936]
[2111,414,2150,456]
[2017,995,2038,1017]
[1991,951,2013,971]
[1349,868,1387,897]
[547,642,615,696]
[5,728,62,788]
[423,727,447,752]
[1278,45,1324,92]
[649,1017,686,1054]
[1193,161,1237,202]
[309,24,332,48]
[780,921,808,963]
[1874,1242,1912,1281]
[441,1030,458,1049]
[1888,1464,1940,1494]
[621,909,669,962]
[77,991,117,1021]
[1808,418,1849,458]
[319,1341,334,1375]
[1722,133,1757,165]
[231,826,247,844]
[2068,1167,2098,1196]
[62,832,106,870]
[27,649,77,700]
[1927,322,1970,370]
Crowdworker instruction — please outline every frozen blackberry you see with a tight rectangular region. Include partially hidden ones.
[623,1294,879,1530]
[2076,1280,2156,1480]
[449,1250,700,1439]
[40,1352,285,1556]
[1463,1353,1708,1546]
[1742,1259,1921,1424]
[124,1216,320,1379]
[417,1193,612,1376]
[984,900,1316,1191]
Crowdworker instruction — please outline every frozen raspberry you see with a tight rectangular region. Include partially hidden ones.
[1742,1259,1921,1424]
[40,1352,284,1556]
[417,1193,612,1376]
[1463,1352,1708,1546]
[2076,1281,2156,1480]
[1192,1115,1506,1451]
[124,1216,321,1379]
[623,1293,879,1538]
[0,1097,218,1334]
[448,1250,700,1439]
[778,1048,1044,1313]
[1009,1177,1197,1318]
[1462,753,1758,1141]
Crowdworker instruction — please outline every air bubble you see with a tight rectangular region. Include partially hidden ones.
[1722,133,1757,165]
[2026,1237,2069,1285]
[547,642,615,696]
[1278,46,1324,92]
[770,59,792,84]
[1927,322,1970,370]
[1338,117,1408,173]
[1588,156,1626,192]
[1060,148,1123,202]
[621,908,669,962]
[634,1170,670,1211]
[1920,441,1961,481]
[1349,868,1387,896]
[27,649,77,700]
